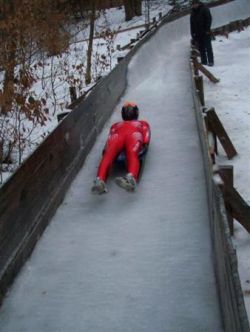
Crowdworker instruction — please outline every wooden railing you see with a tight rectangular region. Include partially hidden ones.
[190,19,250,332]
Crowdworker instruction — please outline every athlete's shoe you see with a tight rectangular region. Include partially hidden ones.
[115,173,136,192]
[91,178,108,194]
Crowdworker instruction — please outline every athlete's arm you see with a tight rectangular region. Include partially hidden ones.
[140,120,151,145]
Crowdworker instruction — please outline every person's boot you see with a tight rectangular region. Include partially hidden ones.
[115,173,136,192]
[91,178,108,194]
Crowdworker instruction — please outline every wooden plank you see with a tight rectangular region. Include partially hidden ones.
[204,114,216,163]
[204,110,218,154]
[225,187,250,233]
[206,108,237,159]
[190,46,200,58]
[192,56,199,76]
[219,165,234,235]
[196,62,220,83]
[219,165,250,233]
[194,75,205,106]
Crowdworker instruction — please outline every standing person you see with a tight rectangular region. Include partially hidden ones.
[91,101,150,194]
[190,0,214,66]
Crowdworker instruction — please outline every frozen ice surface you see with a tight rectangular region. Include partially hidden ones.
[1,1,250,331]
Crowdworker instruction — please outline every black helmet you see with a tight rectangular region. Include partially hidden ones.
[121,101,139,120]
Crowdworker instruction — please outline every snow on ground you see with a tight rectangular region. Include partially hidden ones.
[73,0,173,40]
[203,26,250,317]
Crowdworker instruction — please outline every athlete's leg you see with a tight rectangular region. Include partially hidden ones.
[97,134,124,181]
[125,132,143,180]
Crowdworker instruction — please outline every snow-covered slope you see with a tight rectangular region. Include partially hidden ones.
[0,1,249,331]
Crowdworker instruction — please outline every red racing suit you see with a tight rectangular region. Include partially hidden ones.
[97,120,150,181]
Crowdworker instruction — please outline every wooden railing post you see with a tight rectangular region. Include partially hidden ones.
[195,75,205,106]
[219,165,234,235]
[69,86,77,103]
[192,56,199,76]
[205,107,237,159]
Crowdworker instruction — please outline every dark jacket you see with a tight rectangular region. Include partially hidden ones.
[190,3,212,40]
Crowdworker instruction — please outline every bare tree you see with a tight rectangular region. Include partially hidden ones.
[85,0,97,84]
[0,0,70,178]
[123,0,142,21]
[0,0,70,117]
